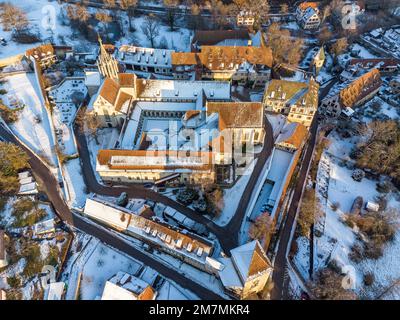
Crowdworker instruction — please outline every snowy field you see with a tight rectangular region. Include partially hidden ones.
[294,124,400,299]
[3,73,56,165]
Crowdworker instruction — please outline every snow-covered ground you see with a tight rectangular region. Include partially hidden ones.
[294,126,400,299]
[63,158,87,208]
[2,73,56,165]
[0,0,97,60]
[213,160,255,226]
[116,15,192,52]
[80,242,143,300]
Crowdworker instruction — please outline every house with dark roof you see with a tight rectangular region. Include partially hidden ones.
[190,30,252,52]
[218,240,272,299]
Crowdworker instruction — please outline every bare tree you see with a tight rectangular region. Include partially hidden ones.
[189,3,201,31]
[0,3,29,34]
[281,4,289,14]
[164,0,179,31]
[249,212,274,242]
[310,268,357,300]
[267,22,304,67]
[330,37,348,57]
[141,14,160,48]
[96,10,112,24]
[120,0,138,31]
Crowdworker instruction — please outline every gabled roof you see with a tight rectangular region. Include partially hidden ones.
[348,58,400,69]
[275,122,308,150]
[114,91,132,112]
[98,78,120,105]
[206,102,264,130]
[340,68,382,108]
[265,79,308,102]
[231,240,271,283]
[118,73,137,87]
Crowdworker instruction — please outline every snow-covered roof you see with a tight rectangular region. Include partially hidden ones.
[136,79,231,100]
[218,257,244,289]
[85,70,101,87]
[18,171,30,180]
[18,182,38,195]
[101,272,156,300]
[118,45,174,68]
[33,219,55,235]
[230,240,272,283]
[84,197,132,230]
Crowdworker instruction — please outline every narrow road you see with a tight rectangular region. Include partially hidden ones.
[73,122,236,252]
[270,77,339,300]
[0,123,224,300]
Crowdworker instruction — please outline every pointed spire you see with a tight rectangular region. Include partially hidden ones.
[97,35,119,83]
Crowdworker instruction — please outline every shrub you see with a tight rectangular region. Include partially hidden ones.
[310,268,357,300]
[0,104,19,123]
[363,242,384,260]
[363,273,375,286]
[176,188,198,205]
[349,243,364,263]
[7,276,21,288]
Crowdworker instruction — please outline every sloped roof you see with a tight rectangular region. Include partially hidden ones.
[231,240,272,283]
[348,58,400,69]
[114,91,132,112]
[171,52,199,65]
[192,29,250,47]
[298,2,319,11]
[99,78,120,105]
[101,272,156,300]
[97,149,214,171]
[275,122,308,150]
[26,43,55,59]
[265,79,308,102]
[118,73,137,87]
[206,102,264,130]
[340,68,382,108]
[172,46,273,69]
[200,46,273,69]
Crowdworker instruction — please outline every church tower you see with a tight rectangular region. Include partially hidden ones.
[97,35,119,83]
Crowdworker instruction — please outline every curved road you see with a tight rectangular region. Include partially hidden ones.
[73,113,275,253]
[0,123,224,300]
